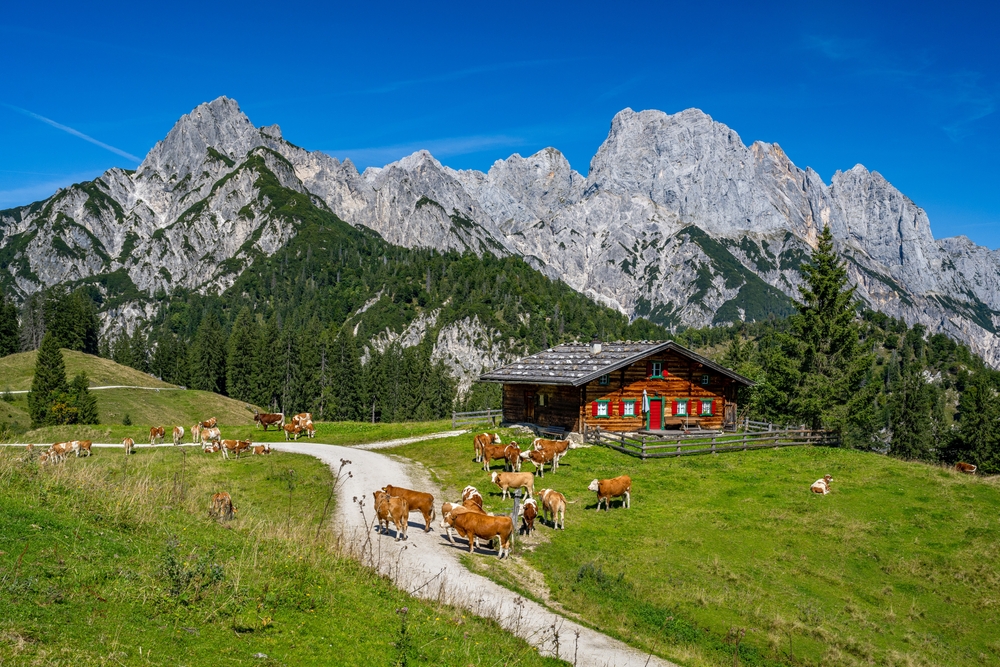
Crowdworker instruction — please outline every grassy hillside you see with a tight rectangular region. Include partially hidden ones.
[0,349,175,391]
[389,431,1000,667]
[0,445,563,666]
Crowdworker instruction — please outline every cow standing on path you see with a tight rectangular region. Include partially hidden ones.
[172,426,185,446]
[382,485,436,532]
[149,427,165,445]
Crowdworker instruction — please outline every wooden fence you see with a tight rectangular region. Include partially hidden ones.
[452,408,502,429]
[585,426,839,459]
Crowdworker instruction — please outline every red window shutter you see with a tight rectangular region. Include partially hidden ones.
[619,401,625,416]
[646,361,653,377]
[671,400,678,415]
[592,401,598,417]
[709,399,715,415]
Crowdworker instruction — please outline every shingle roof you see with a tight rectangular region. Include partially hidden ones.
[479,340,754,386]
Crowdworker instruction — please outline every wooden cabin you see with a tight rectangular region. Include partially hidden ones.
[480,340,754,434]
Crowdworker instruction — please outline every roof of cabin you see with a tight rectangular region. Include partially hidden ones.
[479,340,755,387]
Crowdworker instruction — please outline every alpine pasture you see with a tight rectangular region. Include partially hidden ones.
[388,430,1000,667]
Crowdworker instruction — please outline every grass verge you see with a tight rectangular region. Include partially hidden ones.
[0,445,563,666]
[387,429,1000,667]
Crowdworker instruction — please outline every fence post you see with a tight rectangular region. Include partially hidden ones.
[511,488,521,545]
[641,436,646,460]
[711,437,717,455]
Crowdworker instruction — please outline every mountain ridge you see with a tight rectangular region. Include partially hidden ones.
[3,96,1000,367]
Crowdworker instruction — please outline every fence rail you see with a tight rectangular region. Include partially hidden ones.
[452,408,502,429]
[586,426,839,459]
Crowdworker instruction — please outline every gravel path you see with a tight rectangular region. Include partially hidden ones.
[5,438,676,666]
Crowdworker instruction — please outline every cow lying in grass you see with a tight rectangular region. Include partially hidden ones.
[382,485,436,532]
[589,475,631,511]
[209,492,236,521]
[473,432,501,462]
[492,471,534,499]
[252,443,271,455]
[538,488,566,529]
[956,462,977,474]
[442,510,513,558]
[374,490,409,541]
[811,475,833,495]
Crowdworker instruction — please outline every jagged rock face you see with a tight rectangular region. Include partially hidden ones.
[3,97,1000,369]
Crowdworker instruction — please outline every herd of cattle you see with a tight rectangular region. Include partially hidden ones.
[372,432,633,558]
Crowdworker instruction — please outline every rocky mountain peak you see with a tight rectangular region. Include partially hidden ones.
[136,96,265,183]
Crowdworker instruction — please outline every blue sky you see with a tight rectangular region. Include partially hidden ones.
[2,1,999,247]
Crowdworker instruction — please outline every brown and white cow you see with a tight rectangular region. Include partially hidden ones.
[439,501,487,543]
[473,432,502,462]
[810,475,833,495]
[220,439,251,460]
[491,471,534,500]
[201,417,218,429]
[253,410,284,431]
[374,490,409,541]
[519,447,555,477]
[382,485,435,532]
[461,485,484,510]
[191,423,201,444]
[209,492,236,521]
[956,462,977,475]
[503,443,522,472]
[149,426,165,445]
[300,420,316,438]
[123,437,135,455]
[589,475,631,511]
[283,423,303,441]
[538,488,567,529]
[519,497,537,535]
[252,443,271,456]
[480,442,508,472]
[532,438,574,471]
[200,427,222,448]
[443,511,513,558]
[291,412,312,428]
[172,426,185,446]
[202,441,221,453]
[46,442,71,464]
[70,440,93,457]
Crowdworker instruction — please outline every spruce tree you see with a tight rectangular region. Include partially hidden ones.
[27,332,69,427]
[189,312,227,394]
[226,307,258,402]
[129,328,150,373]
[70,372,99,424]
[0,295,20,356]
[787,225,874,437]
[956,371,1000,472]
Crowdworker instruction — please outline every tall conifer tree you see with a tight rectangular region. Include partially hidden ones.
[70,372,99,424]
[27,332,69,427]
[0,295,20,357]
[189,312,227,394]
[226,307,258,402]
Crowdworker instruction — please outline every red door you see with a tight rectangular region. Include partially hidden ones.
[648,399,662,430]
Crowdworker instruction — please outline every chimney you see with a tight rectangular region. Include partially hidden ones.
[590,335,602,356]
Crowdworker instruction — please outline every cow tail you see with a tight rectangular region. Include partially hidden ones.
[431,506,437,521]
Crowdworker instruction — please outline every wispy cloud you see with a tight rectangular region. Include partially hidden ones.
[324,134,525,168]
[0,171,104,208]
[801,35,998,143]
[4,104,141,162]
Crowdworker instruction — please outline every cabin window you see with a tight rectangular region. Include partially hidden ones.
[700,399,714,416]
[672,399,689,416]
[537,393,547,407]
[621,400,636,417]
[701,374,710,385]
[595,400,610,418]
[651,361,663,378]
[599,374,610,386]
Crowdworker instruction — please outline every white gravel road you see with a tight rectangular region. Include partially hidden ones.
[7,438,675,666]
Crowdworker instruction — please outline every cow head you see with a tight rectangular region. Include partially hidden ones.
[492,433,502,444]
[823,475,833,483]
[491,471,500,484]
[588,479,600,492]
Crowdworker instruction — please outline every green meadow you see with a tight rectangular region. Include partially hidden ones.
[0,444,563,666]
[387,430,1000,667]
